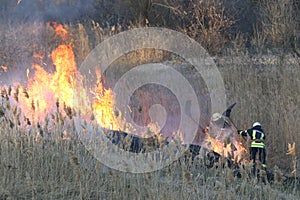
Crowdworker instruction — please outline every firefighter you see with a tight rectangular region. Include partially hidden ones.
[211,112,231,128]
[238,122,267,173]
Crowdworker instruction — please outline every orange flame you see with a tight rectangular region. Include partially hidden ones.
[33,52,44,60]
[14,23,120,131]
[0,66,7,72]
[1,22,249,162]
[93,71,123,130]
[203,127,248,162]
[15,24,82,121]
[23,45,76,118]
[50,22,68,40]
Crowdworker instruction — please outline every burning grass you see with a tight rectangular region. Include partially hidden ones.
[0,67,299,198]
[0,109,299,199]
[0,16,299,199]
[0,80,299,198]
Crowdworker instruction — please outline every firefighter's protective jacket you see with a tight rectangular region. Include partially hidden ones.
[239,126,266,148]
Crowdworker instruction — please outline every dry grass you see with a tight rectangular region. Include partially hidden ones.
[255,0,299,50]
[0,57,299,199]
[0,103,299,199]
[176,0,236,55]
[0,19,299,169]
[216,53,300,171]
[0,4,300,198]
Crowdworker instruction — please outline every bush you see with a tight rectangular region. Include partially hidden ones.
[253,0,299,52]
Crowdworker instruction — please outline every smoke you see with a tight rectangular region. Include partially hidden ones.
[0,0,103,85]
[1,0,97,23]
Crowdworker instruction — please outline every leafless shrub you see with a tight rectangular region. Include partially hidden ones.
[127,0,153,26]
[253,0,299,52]
[175,0,235,55]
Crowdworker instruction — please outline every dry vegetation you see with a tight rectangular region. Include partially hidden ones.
[0,102,299,199]
[0,0,300,199]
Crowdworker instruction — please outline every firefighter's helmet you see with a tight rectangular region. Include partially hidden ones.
[211,112,222,122]
[253,122,261,127]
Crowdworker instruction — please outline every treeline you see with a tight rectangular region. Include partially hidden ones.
[1,0,299,55]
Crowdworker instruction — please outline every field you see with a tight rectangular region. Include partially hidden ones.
[0,116,299,199]
[0,0,300,199]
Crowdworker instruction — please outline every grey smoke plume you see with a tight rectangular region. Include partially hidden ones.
[1,0,98,22]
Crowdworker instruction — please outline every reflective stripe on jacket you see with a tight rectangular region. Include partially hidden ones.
[251,130,265,148]
[239,128,266,149]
